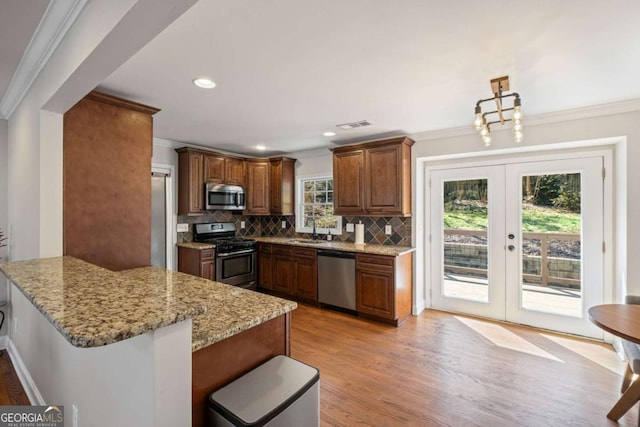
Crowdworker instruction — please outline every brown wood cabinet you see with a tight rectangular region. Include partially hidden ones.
[269,157,296,215]
[333,149,365,215]
[178,246,215,280]
[204,153,246,186]
[258,244,317,302]
[245,159,271,215]
[293,247,318,302]
[177,148,204,215]
[333,136,414,216]
[355,252,413,326]
[272,245,295,294]
[258,243,273,290]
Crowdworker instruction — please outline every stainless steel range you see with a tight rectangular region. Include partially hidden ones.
[193,222,257,290]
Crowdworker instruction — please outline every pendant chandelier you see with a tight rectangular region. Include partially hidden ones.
[473,76,522,146]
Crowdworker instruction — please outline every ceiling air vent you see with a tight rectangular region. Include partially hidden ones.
[336,120,371,130]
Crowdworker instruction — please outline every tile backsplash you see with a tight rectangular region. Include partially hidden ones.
[177,212,412,246]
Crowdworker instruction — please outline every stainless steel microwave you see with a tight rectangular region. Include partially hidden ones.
[205,183,246,211]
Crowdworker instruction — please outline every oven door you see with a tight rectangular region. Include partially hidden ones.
[216,249,257,289]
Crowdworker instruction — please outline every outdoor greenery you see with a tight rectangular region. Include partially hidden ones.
[302,178,339,229]
[442,173,582,234]
[443,204,581,233]
[0,228,6,260]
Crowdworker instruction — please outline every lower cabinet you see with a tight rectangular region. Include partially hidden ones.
[272,245,294,294]
[293,247,318,302]
[178,247,215,281]
[257,242,412,326]
[258,244,318,302]
[356,252,413,326]
[258,243,273,290]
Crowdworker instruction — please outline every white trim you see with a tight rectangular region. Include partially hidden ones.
[0,335,7,350]
[7,339,45,405]
[0,0,88,119]
[152,164,176,270]
[295,174,342,235]
[409,99,640,143]
[418,138,620,340]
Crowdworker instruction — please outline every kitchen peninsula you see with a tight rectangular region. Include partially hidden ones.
[0,256,296,427]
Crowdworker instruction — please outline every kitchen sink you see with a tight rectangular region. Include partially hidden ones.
[287,239,330,245]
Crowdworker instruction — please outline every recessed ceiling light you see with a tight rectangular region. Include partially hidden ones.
[323,131,336,137]
[193,78,216,89]
[256,144,266,151]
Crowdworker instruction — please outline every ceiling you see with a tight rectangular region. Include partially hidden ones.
[3,1,640,156]
[0,0,49,104]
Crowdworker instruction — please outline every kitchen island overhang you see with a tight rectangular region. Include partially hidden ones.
[0,256,296,427]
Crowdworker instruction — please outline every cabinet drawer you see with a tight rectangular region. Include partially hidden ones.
[201,249,214,260]
[357,254,394,267]
[272,245,294,256]
[259,243,272,254]
[293,247,317,258]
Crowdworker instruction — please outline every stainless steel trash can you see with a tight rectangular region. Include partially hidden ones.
[208,355,320,426]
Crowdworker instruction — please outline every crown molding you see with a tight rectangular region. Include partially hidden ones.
[0,0,88,119]
[410,98,640,143]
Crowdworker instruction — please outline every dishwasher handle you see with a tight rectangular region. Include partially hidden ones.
[317,249,355,259]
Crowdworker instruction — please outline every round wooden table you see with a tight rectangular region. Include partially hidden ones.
[589,304,640,421]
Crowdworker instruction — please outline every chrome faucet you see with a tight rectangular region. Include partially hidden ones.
[310,217,318,240]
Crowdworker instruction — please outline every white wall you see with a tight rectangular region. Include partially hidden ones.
[412,107,639,311]
[0,119,7,262]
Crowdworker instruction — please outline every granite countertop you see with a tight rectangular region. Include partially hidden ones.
[120,267,296,351]
[176,242,215,250]
[253,236,415,256]
[0,256,296,351]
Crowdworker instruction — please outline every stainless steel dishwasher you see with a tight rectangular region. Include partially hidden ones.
[318,249,356,311]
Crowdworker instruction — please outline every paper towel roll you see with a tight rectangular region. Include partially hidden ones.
[355,223,365,245]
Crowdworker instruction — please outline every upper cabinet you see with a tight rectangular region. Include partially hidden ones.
[177,147,296,216]
[269,157,296,215]
[177,148,205,215]
[333,137,414,216]
[245,159,271,215]
[204,153,246,186]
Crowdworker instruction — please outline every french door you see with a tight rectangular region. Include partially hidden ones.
[430,156,604,338]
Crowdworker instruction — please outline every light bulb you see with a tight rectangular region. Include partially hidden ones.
[473,113,483,130]
[514,130,523,143]
[513,106,522,121]
[480,125,489,137]
[482,134,492,146]
[513,122,523,132]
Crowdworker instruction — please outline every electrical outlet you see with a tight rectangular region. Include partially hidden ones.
[346,223,354,232]
[72,404,79,427]
[176,223,189,233]
[281,221,287,229]
[240,221,246,229]
[385,225,392,235]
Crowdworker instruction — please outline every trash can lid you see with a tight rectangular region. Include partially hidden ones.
[209,355,319,426]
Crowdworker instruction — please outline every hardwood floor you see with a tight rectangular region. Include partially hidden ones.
[0,350,29,405]
[0,307,634,425]
[290,304,638,427]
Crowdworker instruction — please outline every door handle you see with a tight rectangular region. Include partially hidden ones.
[508,245,515,251]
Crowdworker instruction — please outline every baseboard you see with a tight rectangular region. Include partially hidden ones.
[0,335,8,350]
[413,300,426,316]
[7,339,45,405]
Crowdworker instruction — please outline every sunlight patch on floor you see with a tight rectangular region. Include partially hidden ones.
[540,333,624,375]
[455,316,563,362]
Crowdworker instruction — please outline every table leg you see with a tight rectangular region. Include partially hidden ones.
[608,377,640,421]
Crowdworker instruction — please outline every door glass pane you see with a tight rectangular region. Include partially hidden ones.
[442,179,489,302]
[520,173,582,316]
